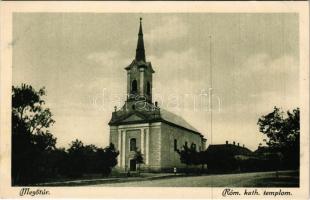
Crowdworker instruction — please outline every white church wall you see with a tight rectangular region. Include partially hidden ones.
[160,122,203,170]
[147,123,162,171]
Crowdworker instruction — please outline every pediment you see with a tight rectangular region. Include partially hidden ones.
[121,113,145,122]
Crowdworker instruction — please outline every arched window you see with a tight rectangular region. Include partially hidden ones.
[191,143,196,150]
[131,80,137,93]
[147,82,151,95]
[174,139,178,151]
[130,138,136,151]
[185,141,188,148]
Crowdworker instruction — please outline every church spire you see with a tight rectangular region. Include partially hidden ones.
[135,17,146,62]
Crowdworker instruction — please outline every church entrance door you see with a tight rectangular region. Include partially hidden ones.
[129,159,136,171]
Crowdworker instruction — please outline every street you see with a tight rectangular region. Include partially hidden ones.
[97,171,298,187]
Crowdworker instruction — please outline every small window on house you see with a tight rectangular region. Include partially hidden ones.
[185,141,188,148]
[174,139,178,151]
[130,138,136,151]
[147,82,151,95]
[131,80,137,93]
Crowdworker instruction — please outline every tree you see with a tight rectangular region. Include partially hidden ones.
[12,84,55,136]
[66,140,119,177]
[12,84,57,185]
[177,143,191,167]
[133,148,144,175]
[66,139,86,177]
[67,139,84,153]
[12,84,120,184]
[99,143,119,176]
[34,131,57,151]
[257,107,300,169]
[103,143,119,169]
[177,143,199,173]
[197,150,208,173]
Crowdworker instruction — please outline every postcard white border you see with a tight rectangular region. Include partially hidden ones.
[0,1,309,199]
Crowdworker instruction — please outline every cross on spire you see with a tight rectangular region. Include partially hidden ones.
[135,17,146,62]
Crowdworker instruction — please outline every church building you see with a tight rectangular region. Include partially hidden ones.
[109,18,206,172]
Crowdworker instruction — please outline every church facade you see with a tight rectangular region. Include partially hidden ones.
[109,19,206,172]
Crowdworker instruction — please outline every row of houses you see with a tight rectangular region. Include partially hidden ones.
[205,141,283,173]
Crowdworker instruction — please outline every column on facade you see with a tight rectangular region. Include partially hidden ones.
[139,68,144,96]
[140,128,144,155]
[122,130,126,168]
[117,129,122,167]
[145,127,150,165]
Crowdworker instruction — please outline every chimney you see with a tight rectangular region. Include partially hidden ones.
[237,143,239,147]
[225,141,228,145]
[233,141,235,145]
[155,101,158,107]
[243,144,245,148]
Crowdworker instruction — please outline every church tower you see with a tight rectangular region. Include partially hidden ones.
[125,18,154,103]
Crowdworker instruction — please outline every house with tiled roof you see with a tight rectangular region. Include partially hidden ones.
[204,141,253,172]
[109,18,206,172]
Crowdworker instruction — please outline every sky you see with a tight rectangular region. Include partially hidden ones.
[13,13,299,151]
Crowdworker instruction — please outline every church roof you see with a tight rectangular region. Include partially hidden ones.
[136,17,146,62]
[124,18,155,73]
[124,59,155,73]
[159,109,199,133]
